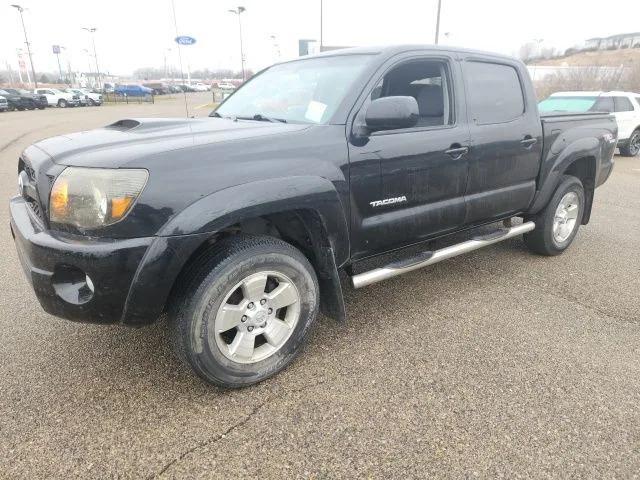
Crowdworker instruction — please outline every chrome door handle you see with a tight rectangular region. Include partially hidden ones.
[520,137,537,147]
[445,146,469,158]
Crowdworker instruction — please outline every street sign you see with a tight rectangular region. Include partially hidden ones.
[52,45,61,54]
[175,36,196,46]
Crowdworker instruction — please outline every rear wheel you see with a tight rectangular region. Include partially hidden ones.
[619,130,640,157]
[26,101,36,110]
[524,175,585,256]
[170,235,319,388]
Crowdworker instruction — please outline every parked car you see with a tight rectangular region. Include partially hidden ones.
[176,84,196,92]
[1,88,47,110]
[217,82,236,90]
[168,85,182,93]
[68,88,103,106]
[0,95,8,112]
[142,82,171,95]
[539,91,640,156]
[34,88,80,108]
[102,82,115,94]
[65,88,88,106]
[114,84,154,97]
[191,82,210,92]
[10,45,617,388]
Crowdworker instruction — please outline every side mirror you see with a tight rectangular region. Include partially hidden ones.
[365,96,419,131]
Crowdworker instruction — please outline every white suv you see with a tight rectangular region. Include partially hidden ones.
[539,91,640,156]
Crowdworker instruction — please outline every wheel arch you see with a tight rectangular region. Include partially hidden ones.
[529,137,601,224]
[122,177,349,325]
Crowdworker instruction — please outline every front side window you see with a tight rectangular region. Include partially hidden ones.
[591,96,614,113]
[214,55,373,124]
[369,59,453,127]
[614,96,634,112]
[464,61,524,125]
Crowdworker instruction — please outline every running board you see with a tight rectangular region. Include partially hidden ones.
[351,221,535,289]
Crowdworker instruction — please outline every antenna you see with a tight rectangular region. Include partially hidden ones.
[171,0,189,118]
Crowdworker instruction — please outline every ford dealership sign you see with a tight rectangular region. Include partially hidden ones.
[175,36,196,46]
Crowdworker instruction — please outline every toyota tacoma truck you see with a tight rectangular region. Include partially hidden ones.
[10,46,617,388]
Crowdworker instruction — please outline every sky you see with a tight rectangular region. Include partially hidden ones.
[1,0,639,79]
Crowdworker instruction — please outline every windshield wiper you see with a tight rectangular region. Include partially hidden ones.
[235,114,287,123]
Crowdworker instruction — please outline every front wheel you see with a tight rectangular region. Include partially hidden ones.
[619,130,640,157]
[524,175,585,256]
[170,235,319,388]
[57,99,67,108]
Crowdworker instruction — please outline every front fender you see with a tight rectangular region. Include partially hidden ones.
[528,136,601,215]
[158,175,350,264]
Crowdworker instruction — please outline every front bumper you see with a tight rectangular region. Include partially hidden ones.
[10,196,153,324]
[10,195,211,326]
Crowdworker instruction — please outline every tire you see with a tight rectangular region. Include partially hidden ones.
[27,101,36,110]
[619,129,640,157]
[38,106,46,110]
[88,99,96,106]
[524,175,585,256]
[170,235,319,388]
[57,99,67,108]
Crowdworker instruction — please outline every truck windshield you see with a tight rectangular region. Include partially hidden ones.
[538,96,598,113]
[213,54,373,124]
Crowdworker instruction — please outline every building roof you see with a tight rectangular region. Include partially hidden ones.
[586,32,640,42]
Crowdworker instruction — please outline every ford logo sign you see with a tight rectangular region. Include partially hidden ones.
[175,36,196,46]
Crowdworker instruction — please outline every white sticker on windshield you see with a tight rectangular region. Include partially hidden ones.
[305,100,327,123]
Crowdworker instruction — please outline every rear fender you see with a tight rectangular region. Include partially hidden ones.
[528,137,600,220]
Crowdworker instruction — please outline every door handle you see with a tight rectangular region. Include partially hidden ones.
[520,136,538,147]
[444,146,469,158]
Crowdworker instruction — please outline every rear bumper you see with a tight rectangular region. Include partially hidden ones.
[10,196,210,326]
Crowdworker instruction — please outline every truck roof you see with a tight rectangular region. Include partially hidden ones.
[287,44,520,64]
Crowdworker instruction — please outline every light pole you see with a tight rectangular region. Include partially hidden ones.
[82,27,102,89]
[60,46,73,85]
[82,48,94,88]
[434,0,442,45]
[320,0,323,51]
[11,4,38,88]
[228,6,246,81]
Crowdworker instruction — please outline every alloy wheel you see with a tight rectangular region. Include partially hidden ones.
[212,271,301,364]
[552,192,580,244]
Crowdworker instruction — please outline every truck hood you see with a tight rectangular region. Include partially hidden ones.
[33,117,310,168]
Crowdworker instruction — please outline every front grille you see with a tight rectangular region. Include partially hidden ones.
[23,163,36,181]
[26,198,44,222]
[18,157,46,225]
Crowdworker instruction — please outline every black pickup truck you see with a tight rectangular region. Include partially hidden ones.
[10,46,617,387]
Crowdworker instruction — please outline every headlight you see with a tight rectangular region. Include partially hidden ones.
[50,167,148,229]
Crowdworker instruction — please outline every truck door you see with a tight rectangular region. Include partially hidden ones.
[348,56,471,260]
[461,59,543,225]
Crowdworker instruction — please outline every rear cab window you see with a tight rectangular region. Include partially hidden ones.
[463,61,524,124]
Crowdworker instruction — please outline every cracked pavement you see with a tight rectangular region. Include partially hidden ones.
[1,93,639,478]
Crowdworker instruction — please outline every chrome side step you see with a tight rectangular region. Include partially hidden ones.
[351,221,535,289]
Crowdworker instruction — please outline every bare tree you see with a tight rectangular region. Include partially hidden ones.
[518,42,536,62]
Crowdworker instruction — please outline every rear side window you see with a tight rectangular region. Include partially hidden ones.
[614,96,634,112]
[464,61,524,125]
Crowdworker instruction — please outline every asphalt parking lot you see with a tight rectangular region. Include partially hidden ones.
[1,92,639,478]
